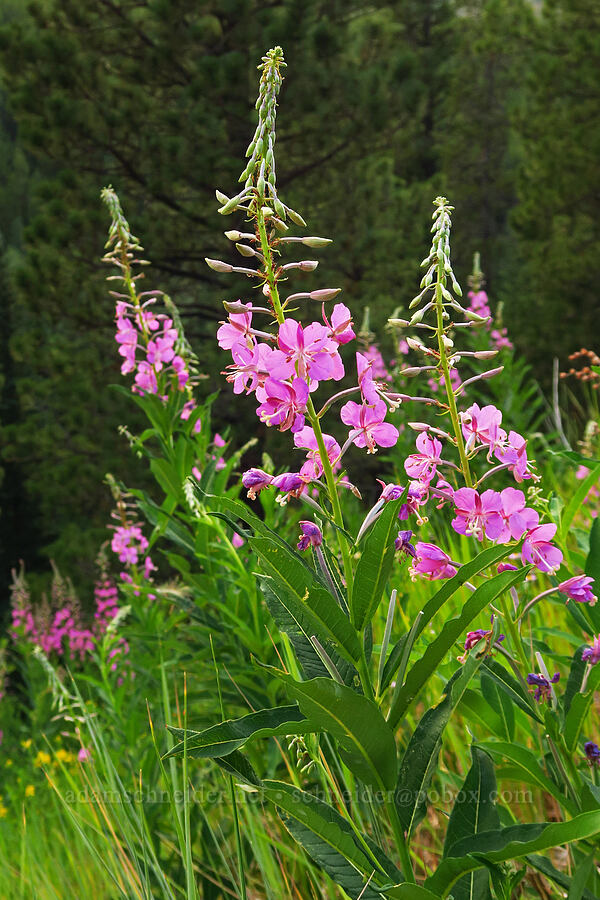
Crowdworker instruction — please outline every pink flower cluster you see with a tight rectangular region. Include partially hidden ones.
[115,300,201,431]
[396,402,563,578]
[10,572,127,664]
[225,303,400,501]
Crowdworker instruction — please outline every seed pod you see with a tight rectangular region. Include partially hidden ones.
[218,194,244,215]
[205,258,233,273]
[271,217,289,233]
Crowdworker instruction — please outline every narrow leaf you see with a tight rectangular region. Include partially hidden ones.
[352,497,404,631]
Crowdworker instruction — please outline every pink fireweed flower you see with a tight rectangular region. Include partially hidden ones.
[172,354,189,389]
[257,377,309,433]
[467,290,491,323]
[411,542,458,581]
[527,671,559,704]
[340,399,399,453]
[323,303,355,345]
[399,481,429,522]
[297,521,323,551]
[111,526,149,565]
[115,319,138,374]
[232,532,245,549]
[271,471,309,501]
[377,480,404,502]
[78,747,92,763]
[294,426,341,479]
[460,403,505,453]
[491,487,539,543]
[582,635,600,666]
[277,319,343,384]
[242,468,273,500]
[134,361,158,395]
[497,562,518,573]
[451,488,503,542]
[431,476,454,508]
[146,319,177,370]
[404,432,443,484]
[217,309,255,351]
[494,430,533,483]
[395,530,416,557]
[559,575,597,605]
[491,327,513,351]
[363,344,391,382]
[457,627,505,663]
[521,524,563,573]
[356,352,380,405]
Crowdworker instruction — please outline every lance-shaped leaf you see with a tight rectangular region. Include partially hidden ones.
[480,658,542,723]
[383,887,442,899]
[480,673,515,741]
[396,656,481,836]
[164,705,313,759]
[425,812,600,898]
[213,750,262,787]
[262,780,394,898]
[389,567,526,728]
[442,747,499,900]
[562,645,588,717]
[251,537,361,664]
[271,670,397,790]
[562,461,600,541]
[526,853,598,900]
[476,741,577,815]
[585,518,600,631]
[352,497,404,631]
[564,663,600,751]
[260,576,354,682]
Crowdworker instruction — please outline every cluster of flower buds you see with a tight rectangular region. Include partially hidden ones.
[102,187,201,430]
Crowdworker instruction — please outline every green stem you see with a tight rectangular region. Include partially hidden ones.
[434,277,472,488]
[256,205,284,324]
[306,396,375,702]
[385,795,414,883]
[499,592,530,673]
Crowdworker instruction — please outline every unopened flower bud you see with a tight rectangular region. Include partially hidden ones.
[261,206,274,218]
[442,335,454,350]
[309,288,341,302]
[225,230,254,242]
[388,318,410,327]
[301,236,332,248]
[281,260,319,272]
[474,350,499,360]
[285,207,307,227]
[407,422,430,432]
[235,243,257,258]
[205,258,233,273]
[482,366,504,379]
[271,217,289,233]
[406,337,425,352]
[216,190,230,205]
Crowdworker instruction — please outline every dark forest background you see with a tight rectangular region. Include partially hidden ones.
[0,0,597,601]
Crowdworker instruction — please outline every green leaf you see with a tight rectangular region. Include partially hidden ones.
[271,671,397,790]
[164,705,313,759]
[563,646,589,717]
[213,750,262,787]
[526,854,598,900]
[396,658,481,836]
[352,497,403,631]
[480,658,542,723]
[457,689,505,738]
[262,781,391,898]
[425,812,600,898]
[252,537,361,665]
[388,567,527,727]
[475,741,576,815]
[480,673,514,741]
[585,518,600,631]
[564,664,600,752]
[561,462,600,541]
[442,748,499,900]
[383,887,442,899]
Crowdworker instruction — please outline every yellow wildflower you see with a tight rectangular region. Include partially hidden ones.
[25,785,35,798]
[34,751,51,768]
[55,749,75,764]
[21,739,32,750]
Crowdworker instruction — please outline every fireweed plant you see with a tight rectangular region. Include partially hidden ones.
[161,48,600,898]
